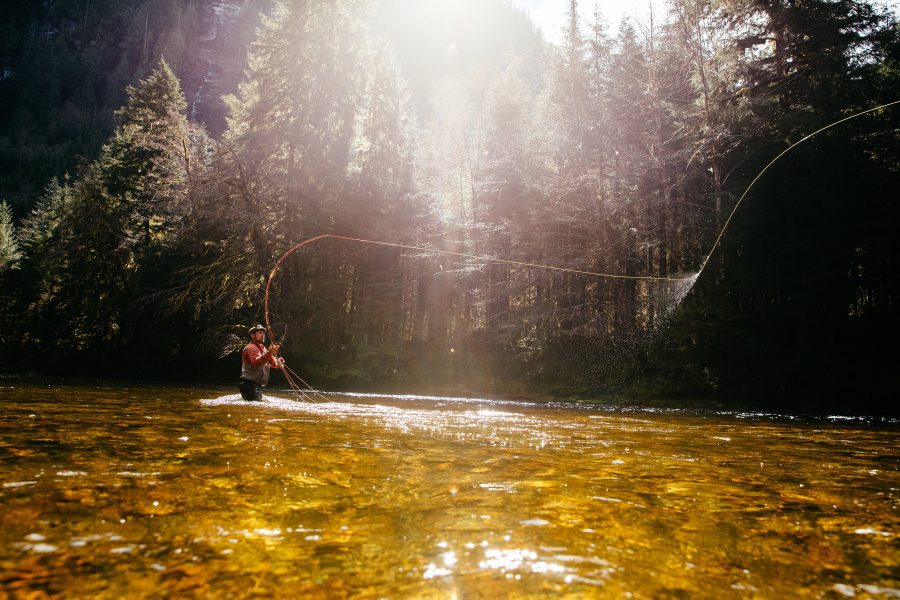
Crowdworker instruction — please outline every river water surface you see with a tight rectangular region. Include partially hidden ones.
[1,383,898,598]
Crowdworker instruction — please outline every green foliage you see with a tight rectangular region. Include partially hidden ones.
[0,0,897,411]
[4,58,207,365]
[0,200,20,270]
[0,0,268,213]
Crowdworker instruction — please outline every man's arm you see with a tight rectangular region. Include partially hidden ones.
[247,344,280,367]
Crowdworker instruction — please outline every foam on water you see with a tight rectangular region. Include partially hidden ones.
[200,393,545,445]
[336,390,489,402]
[203,394,535,421]
[202,391,543,411]
[200,393,900,426]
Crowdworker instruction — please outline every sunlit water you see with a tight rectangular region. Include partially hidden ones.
[1,383,898,598]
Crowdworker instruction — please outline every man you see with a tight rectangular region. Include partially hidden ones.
[239,324,284,401]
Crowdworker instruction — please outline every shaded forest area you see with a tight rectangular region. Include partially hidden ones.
[1,0,898,412]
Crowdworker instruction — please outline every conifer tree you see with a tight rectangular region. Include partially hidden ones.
[0,201,20,271]
[5,177,76,350]
[6,58,202,359]
[215,0,420,381]
[17,178,69,257]
[109,57,194,251]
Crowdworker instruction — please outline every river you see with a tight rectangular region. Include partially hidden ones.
[1,382,897,598]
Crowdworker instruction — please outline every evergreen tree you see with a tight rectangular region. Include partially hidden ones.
[0,198,24,348]
[0,0,260,214]
[0,200,20,270]
[9,178,70,352]
[17,178,69,256]
[4,58,204,365]
[109,57,194,252]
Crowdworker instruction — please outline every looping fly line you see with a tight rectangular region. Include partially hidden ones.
[698,99,900,277]
[262,234,689,402]
[264,234,698,340]
[264,99,899,402]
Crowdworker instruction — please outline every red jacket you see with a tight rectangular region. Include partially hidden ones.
[242,342,278,368]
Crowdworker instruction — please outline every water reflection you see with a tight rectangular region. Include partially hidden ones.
[1,383,898,597]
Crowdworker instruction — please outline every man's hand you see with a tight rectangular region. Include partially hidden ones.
[269,344,280,355]
[277,357,286,369]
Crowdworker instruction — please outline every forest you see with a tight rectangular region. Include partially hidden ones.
[0,0,898,412]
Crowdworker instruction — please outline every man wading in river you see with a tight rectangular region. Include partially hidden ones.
[239,325,284,401]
